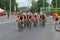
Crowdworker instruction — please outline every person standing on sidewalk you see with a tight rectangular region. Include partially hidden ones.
[53,12,59,24]
[7,13,9,18]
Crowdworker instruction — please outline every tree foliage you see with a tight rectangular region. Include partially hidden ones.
[52,0,60,8]
[0,0,17,11]
[37,0,48,12]
[30,0,49,13]
[30,0,37,13]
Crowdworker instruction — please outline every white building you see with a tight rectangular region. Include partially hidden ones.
[16,0,32,8]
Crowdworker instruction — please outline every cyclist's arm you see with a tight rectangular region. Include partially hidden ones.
[17,16,20,23]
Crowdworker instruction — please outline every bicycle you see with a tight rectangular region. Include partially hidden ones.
[18,20,24,31]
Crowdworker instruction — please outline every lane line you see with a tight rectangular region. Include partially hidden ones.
[0,19,16,24]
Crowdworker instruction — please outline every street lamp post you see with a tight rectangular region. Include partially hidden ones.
[49,4,50,12]
[43,0,44,12]
[56,0,57,13]
[47,0,51,12]
[10,0,11,15]
[35,0,38,13]
[8,0,11,18]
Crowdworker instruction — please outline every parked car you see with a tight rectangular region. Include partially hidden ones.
[0,12,6,16]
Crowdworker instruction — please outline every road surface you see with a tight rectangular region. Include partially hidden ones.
[0,16,60,40]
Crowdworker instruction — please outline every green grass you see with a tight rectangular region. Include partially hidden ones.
[46,8,60,16]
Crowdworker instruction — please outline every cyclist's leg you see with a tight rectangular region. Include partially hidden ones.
[24,20,26,28]
[30,20,32,28]
[55,18,59,24]
[27,21,29,28]
[17,20,23,31]
[18,22,20,31]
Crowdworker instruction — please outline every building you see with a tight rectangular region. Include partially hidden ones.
[16,0,32,8]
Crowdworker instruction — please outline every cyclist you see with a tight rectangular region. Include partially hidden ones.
[29,14,33,29]
[17,12,24,31]
[34,13,38,21]
[26,14,29,28]
[40,14,47,25]
[39,14,43,22]
[33,13,38,27]
[23,13,26,28]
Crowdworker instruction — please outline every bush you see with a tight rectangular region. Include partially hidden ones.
[49,8,60,16]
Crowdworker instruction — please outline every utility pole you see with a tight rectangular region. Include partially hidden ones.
[10,0,11,15]
[49,4,50,12]
[43,0,44,12]
[56,0,57,13]
[8,0,11,18]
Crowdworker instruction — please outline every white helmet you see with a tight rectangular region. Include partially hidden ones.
[44,14,46,16]
[23,13,26,15]
[34,13,37,15]
[40,11,43,15]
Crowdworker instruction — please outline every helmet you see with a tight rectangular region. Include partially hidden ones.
[23,13,25,15]
[43,14,46,16]
[34,13,37,15]
[40,11,43,15]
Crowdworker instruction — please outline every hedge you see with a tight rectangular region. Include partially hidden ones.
[44,8,60,16]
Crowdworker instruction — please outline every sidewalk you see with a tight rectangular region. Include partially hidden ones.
[0,15,17,23]
[0,15,17,19]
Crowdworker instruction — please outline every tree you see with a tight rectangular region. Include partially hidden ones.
[0,0,6,9]
[0,0,17,11]
[37,0,49,12]
[52,0,60,8]
[30,0,49,13]
[30,5,37,13]
[30,0,37,13]
[16,3,18,10]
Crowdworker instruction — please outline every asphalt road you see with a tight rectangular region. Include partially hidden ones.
[0,16,60,40]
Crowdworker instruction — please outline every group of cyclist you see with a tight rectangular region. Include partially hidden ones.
[17,11,59,31]
[17,11,47,31]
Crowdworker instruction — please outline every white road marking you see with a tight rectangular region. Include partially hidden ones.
[0,19,16,24]
[0,35,2,38]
